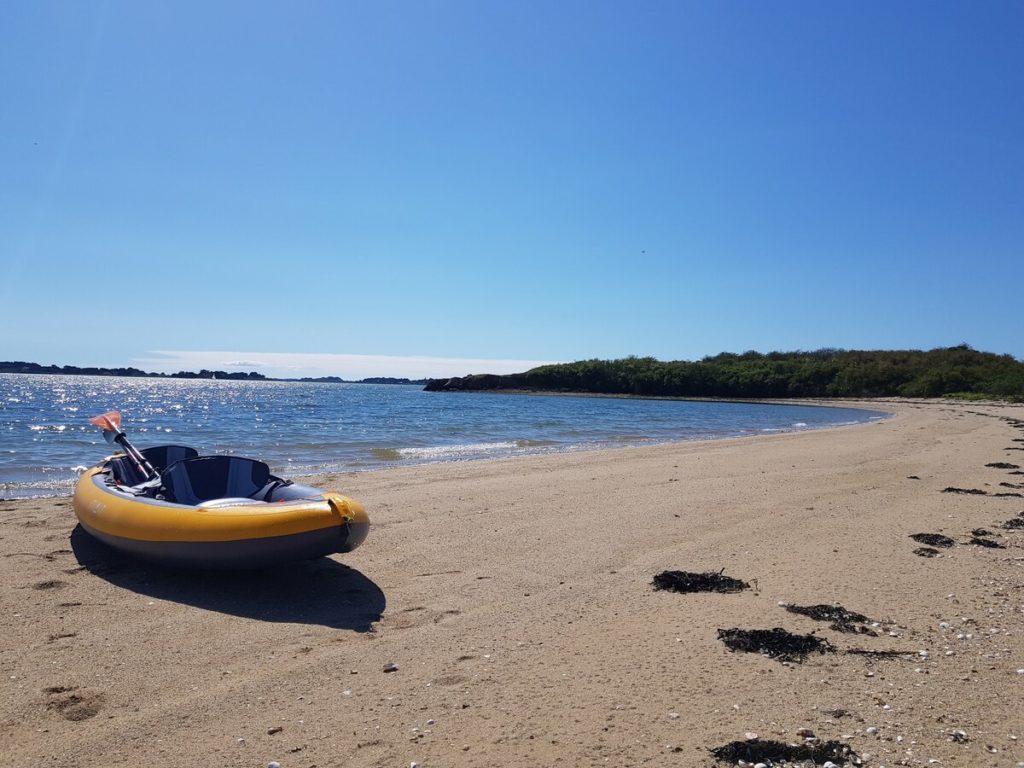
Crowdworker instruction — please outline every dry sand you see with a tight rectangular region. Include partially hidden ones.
[2,399,1023,767]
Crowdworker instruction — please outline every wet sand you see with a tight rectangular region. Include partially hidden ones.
[2,399,1023,767]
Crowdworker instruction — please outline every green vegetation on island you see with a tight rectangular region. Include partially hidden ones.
[0,361,426,386]
[424,346,1024,401]
[0,361,268,380]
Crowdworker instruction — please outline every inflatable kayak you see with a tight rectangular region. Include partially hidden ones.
[72,413,369,568]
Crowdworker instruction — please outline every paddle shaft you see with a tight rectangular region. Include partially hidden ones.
[114,432,158,480]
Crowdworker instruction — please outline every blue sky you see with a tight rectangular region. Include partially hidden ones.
[2,1,1022,378]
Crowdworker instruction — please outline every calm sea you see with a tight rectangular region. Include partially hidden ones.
[0,373,888,499]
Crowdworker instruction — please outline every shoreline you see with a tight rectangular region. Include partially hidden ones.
[2,399,890,502]
[2,399,1024,766]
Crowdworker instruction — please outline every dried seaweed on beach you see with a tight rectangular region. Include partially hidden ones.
[910,532,955,548]
[913,547,941,557]
[1001,517,1024,530]
[969,536,1005,549]
[986,462,1021,469]
[651,569,750,594]
[709,737,860,766]
[972,528,993,537]
[717,627,834,663]
[783,603,876,635]
[942,487,987,495]
[993,492,1024,498]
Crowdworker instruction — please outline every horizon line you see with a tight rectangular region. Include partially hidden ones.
[131,350,561,380]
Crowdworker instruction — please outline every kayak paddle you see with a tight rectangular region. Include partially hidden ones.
[88,410,158,481]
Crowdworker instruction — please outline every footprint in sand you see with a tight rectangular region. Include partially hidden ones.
[32,579,67,590]
[43,686,104,721]
[432,609,462,624]
[433,673,470,687]
[388,606,462,630]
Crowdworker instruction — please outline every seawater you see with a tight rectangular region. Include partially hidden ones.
[0,373,888,499]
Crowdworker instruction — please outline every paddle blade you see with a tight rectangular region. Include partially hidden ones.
[89,410,122,435]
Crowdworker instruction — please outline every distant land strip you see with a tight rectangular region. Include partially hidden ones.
[0,361,427,386]
[424,346,1024,402]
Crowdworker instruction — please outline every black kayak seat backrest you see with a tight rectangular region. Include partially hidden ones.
[140,445,199,471]
[161,456,271,506]
[109,445,200,488]
[109,456,148,487]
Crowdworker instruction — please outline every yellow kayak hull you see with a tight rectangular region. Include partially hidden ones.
[73,466,369,568]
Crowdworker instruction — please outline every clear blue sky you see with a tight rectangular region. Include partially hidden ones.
[2,1,1022,378]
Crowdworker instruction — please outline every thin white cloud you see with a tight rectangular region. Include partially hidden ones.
[133,350,558,380]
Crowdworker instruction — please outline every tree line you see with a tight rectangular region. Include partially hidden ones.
[424,346,1024,401]
[0,361,426,385]
[0,361,267,380]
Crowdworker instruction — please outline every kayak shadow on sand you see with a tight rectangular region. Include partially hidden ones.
[69,525,385,631]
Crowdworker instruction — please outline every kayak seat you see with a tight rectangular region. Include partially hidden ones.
[109,456,148,487]
[161,456,271,506]
[140,445,199,471]
[109,445,200,488]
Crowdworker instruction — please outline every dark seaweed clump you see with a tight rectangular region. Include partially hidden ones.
[986,462,1020,469]
[717,627,833,663]
[969,536,1005,549]
[784,603,876,635]
[943,487,987,495]
[709,738,860,766]
[1001,517,1024,530]
[651,569,750,594]
[910,532,955,548]
[914,547,941,557]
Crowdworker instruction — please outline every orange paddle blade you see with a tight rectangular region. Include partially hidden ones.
[88,410,122,432]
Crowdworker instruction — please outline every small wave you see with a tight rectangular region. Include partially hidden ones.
[0,477,77,500]
[368,440,555,464]
[399,441,523,460]
[792,422,808,427]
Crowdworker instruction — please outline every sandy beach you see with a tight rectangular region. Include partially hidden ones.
[2,399,1023,767]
